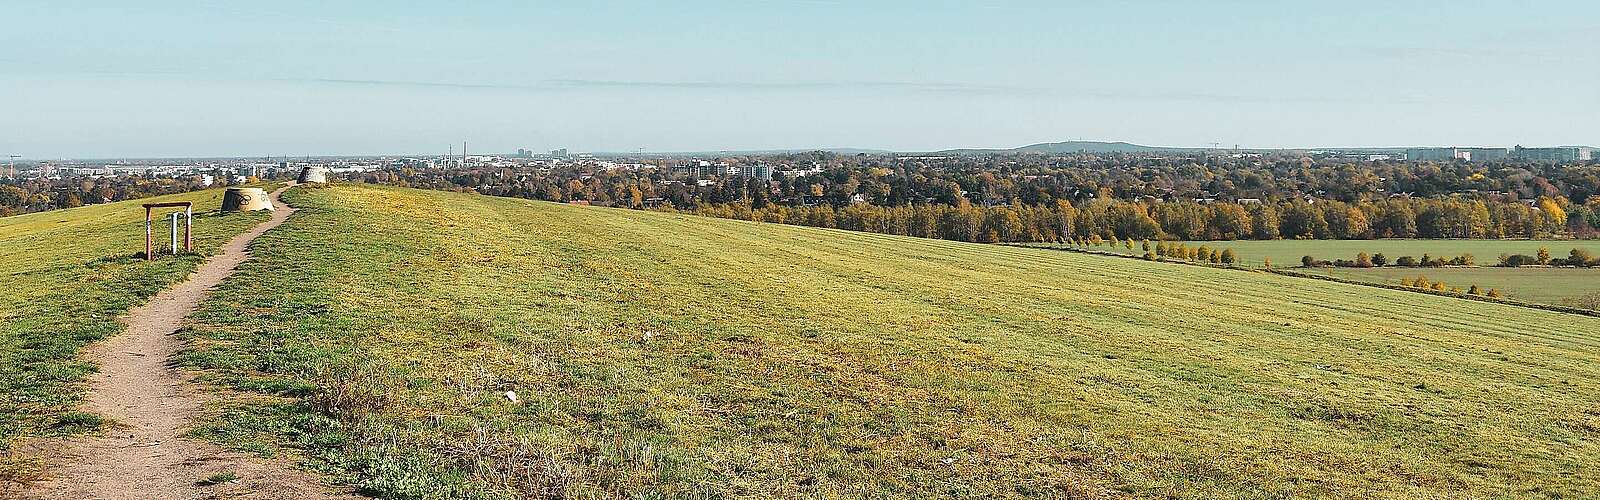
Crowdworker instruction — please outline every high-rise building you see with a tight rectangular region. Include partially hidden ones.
[1405,147,1512,162]
[1460,147,1509,161]
[1513,146,1592,162]
[748,164,773,181]
[1406,148,1471,161]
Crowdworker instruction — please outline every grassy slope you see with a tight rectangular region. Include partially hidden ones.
[0,189,268,479]
[185,184,1600,499]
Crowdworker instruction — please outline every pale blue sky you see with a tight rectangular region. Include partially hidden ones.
[1,0,1596,158]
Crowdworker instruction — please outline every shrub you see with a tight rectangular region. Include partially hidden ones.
[1141,239,1151,252]
[1143,250,1156,261]
[1221,248,1237,265]
[1468,284,1482,295]
[1263,256,1272,269]
[1571,248,1596,267]
[1301,255,1315,267]
[1537,247,1551,266]
[1371,253,1388,266]
[1499,254,1536,267]
[1395,256,1418,267]
[1355,252,1373,268]
[1561,292,1600,310]
[1431,282,1447,292]
[1486,288,1504,298]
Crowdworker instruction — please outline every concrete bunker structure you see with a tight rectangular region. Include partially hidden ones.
[297,165,329,183]
[222,187,274,212]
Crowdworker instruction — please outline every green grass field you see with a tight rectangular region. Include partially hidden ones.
[1310,267,1600,305]
[1209,240,1600,307]
[1182,239,1600,268]
[1030,240,1600,307]
[178,184,1600,499]
[0,190,268,480]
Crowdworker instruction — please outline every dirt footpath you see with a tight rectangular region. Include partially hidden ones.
[12,184,356,500]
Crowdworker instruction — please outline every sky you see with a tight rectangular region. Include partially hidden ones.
[1,0,1596,159]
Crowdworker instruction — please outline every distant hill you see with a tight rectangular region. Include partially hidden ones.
[594,147,891,157]
[934,140,1198,155]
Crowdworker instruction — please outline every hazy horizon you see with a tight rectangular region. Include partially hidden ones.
[3,0,1596,159]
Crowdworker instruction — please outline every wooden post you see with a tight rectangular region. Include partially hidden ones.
[145,206,153,260]
[184,206,193,252]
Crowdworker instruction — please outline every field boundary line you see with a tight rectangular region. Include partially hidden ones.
[1006,243,1600,318]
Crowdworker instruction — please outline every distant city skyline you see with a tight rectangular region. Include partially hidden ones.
[2,0,1596,159]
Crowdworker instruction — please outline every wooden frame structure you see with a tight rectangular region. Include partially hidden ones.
[143,201,193,260]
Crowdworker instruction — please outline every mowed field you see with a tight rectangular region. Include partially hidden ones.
[1209,240,1600,307]
[1219,239,1600,306]
[178,184,1600,499]
[1185,239,1600,268]
[0,189,268,480]
[1313,267,1600,305]
[1034,240,1600,307]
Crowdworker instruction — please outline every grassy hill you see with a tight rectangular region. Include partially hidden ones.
[176,184,1600,498]
[0,189,268,480]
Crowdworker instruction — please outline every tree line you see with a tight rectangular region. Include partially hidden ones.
[1400,276,1502,298]
[673,195,1593,244]
[1301,247,1596,268]
[0,174,256,217]
[376,152,1600,209]
[355,154,1600,239]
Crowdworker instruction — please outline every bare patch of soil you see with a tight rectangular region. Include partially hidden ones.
[5,184,357,500]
